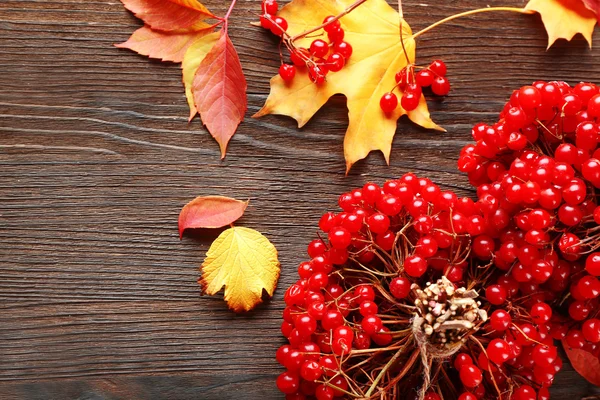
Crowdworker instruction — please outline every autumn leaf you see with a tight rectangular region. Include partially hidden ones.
[120,0,216,32]
[200,227,280,312]
[192,31,247,158]
[178,195,248,239]
[116,25,215,63]
[525,0,597,48]
[253,0,443,172]
[182,31,221,119]
[582,0,600,21]
[562,339,600,386]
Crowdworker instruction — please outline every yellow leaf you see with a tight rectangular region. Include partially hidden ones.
[200,227,280,312]
[181,31,221,120]
[526,0,597,48]
[253,0,443,172]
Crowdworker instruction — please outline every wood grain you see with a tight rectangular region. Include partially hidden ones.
[1,0,600,398]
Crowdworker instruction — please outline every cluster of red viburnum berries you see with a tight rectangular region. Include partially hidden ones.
[458,82,600,360]
[275,80,600,400]
[259,0,353,84]
[380,61,451,114]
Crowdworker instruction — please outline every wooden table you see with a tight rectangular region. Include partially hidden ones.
[1,0,600,398]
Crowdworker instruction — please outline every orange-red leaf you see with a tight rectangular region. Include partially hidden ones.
[562,339,600,386]
[116,25,215,63]
[582,0,600,20]
[120,0,216,32]
[192,31,247,158]
[178,195,248,238]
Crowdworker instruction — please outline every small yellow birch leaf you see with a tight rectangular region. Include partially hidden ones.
[526,0,597,48]
[200,227,280,312]
[182,31,221,120]
[253,0,443,172]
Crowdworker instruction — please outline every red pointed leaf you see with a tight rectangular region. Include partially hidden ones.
[582,0,600,21]
[179,195,248,238]
[562,339,600,386]
[120,0,216,32]
[192,31,247,158]
[116,25,215,63]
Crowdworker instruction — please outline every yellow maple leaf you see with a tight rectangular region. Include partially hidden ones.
[200,227,280,312]
[526,0,597,48]
[253,0,443,172]
[182,31,221,120]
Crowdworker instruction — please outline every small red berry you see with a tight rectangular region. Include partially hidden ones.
[279,64,296,81]
[310,39,329,58]
[333,41,352,59]
[261,0,278,15]
[270,16,288,36]
[428,60,447,76]
[431,76,450,96]
[380,92,398,113]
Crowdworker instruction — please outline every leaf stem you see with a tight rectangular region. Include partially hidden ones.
[223,0,238,30]
[290,0,368,41]
[411,7,534,39]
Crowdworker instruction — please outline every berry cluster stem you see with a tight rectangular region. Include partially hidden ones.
[412,7,534,39]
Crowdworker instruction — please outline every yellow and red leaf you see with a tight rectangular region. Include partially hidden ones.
[192,31,247,158]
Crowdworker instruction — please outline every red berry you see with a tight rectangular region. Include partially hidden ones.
[486,284,507,305]
[270,16,288,35]
[326,53,345,72]
[583,318,600,343]
[327,27,345,43]
[428,60,447,76]
[587,252,600,276]
[416,69,434,87]
[487,338,511,364]
[459,364,482,388]
[518,86,542,109]
[454,353,473,370]
[328,227,351,249]
[276,371,300,394]
[490,309,512,331]
[404,254,427,277]
[367,212,390,234]
[262,0,278,15]
[361,315,382,335]
[401,90,421,111]
[309,39,329,58]
[380,92,398,113]
[431,76,450,96]
[530,302,552,324]
[322,15,341,32]
[279,64,296,81]
[389,276,411,299]
[333,41,352,59]
[588,94,600,118]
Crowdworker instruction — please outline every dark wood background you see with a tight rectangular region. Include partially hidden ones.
[1,0,600,398]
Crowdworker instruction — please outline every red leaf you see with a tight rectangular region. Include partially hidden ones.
[582,0,600,21]
[192,31,247,158]
[116,25,215,63]
[562,339,600,386]
[178,195,248,238]
[120,0,216,32]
